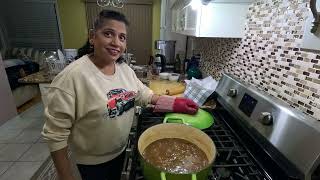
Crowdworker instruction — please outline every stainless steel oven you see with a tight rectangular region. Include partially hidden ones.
[121,73,320,180]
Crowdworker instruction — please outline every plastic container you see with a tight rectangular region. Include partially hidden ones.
[168,73,180,81]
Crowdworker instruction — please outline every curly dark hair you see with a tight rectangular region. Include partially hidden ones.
[94,9,129,30]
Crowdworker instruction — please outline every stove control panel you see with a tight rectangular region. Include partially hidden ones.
[259,112,273,125]
[238,93,257,117]
[216,73,320,177]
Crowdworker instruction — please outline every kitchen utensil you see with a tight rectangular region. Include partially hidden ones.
[155,54,166,72]
[154,40,176,65]
[138,123,216,180]
[164,108,214,129]
[168,73,180,81]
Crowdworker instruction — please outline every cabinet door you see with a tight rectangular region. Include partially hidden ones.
[200,3,249,38]
[160,0,168,29]
[173,5,199,36]
[183,4,200,36]
[171,9,178,32]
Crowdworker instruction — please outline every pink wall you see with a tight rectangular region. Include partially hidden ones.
[0,53,17,124]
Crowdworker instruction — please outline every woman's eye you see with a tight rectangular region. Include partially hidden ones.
[120,36,126,42]
[104,32,112,37]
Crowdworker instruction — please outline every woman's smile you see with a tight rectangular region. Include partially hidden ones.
[105,47,121,56]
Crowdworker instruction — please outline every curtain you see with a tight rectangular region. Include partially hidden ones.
[0,0,62,50]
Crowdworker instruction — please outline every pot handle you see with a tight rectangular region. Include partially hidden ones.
[192,174,197,180]
[163,117,186,124]
[160,172,197,180]
[160,172,166,180]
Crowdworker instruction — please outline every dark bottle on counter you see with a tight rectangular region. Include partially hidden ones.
[174,54,181,73]
[186,55,202,79]
[183,58,189,74]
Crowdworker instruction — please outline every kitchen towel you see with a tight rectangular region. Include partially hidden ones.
[184,76,218,106]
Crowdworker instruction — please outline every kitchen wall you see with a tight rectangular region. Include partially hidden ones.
[152,0,161,55]
[194,0,320,120]
[57,0,88,49]
[57,0,161,52]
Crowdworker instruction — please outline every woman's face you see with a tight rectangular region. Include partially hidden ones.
[90,19,127,63]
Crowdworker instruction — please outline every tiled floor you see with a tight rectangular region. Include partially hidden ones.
[0,103,49,180]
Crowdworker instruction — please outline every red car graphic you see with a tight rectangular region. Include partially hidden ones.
[107,89,136,118]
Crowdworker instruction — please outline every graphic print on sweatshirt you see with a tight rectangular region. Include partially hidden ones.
[106,88,136,118]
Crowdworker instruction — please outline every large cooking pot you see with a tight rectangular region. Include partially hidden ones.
[138,123,216,180]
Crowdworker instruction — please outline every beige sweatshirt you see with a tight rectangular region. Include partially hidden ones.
[41,55,153,165]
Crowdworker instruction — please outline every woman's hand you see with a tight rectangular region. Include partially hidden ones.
[51,147,77,180]
[172,97,198,114]
[153,95,199,114]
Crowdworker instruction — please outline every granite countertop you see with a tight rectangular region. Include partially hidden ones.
[17,70,181,88]
[18,70,154,85]
[18,70,53,84]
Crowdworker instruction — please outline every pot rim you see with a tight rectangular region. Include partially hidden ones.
[138,123,217,175]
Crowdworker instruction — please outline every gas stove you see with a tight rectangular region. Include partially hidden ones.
[121,107,270,180]
[121,73,320,180]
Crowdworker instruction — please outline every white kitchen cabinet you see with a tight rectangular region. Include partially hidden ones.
[160,0,187,56]
[160,0,168,29]
[171,0,253,38]
[301,0,320,51]
[202,0,254,2]
[200,3,250,38]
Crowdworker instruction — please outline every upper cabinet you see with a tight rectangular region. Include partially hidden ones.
[171,0,254,38]
[301,0,320,51]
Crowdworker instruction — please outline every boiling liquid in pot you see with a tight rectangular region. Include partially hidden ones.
[142,138,208,174]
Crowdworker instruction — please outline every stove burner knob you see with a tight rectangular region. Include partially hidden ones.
[227,88,237,97]
[259,112,273,125]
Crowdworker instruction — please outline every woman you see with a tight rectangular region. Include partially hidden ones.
[42,10,198,180]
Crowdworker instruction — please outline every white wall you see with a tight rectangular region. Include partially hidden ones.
[0,53,17,124]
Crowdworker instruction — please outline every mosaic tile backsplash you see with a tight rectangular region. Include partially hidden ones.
[194,0,320,120]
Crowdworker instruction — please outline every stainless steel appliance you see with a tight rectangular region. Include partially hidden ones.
[154,54,166,73]
[216,73,320,180]
[154,40,176,66]
[120,73,320,180]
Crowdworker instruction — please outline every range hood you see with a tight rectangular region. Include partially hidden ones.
[171,0,254,38]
